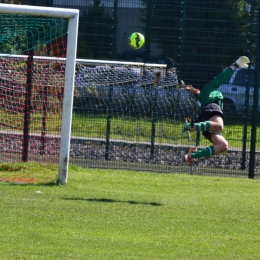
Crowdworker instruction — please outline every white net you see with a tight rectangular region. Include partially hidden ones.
[74,59,197,119]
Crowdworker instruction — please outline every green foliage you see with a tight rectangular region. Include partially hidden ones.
[0,166,260,259]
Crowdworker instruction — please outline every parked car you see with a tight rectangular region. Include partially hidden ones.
[218,68,256,117]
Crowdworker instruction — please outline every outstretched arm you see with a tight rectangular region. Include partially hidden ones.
[202,56,250,90]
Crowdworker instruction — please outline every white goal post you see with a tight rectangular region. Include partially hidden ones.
[0,4,79,185]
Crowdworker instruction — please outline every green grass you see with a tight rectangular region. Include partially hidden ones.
[1,108,258,149]
[0,163,260,259]
[0,162,58,184]
[71,113,257,149]
[0,109,62,134]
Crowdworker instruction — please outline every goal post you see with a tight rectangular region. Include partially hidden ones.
[0,4,79,184]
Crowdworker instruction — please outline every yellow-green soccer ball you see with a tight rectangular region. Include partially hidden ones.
[128,32,145,49]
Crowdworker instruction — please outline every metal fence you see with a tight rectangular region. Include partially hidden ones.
[71,58,259,179]
[4,0,260,178]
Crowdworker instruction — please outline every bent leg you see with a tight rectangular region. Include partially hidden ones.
[189,115,227,160]
[185,115,227,164]
[189,134,228,161]
[208,115,224,132]
[210,133,228,154]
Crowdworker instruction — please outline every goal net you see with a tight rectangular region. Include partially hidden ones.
[0,4,79,184]
[71,59,198,172]
[73,59,197,118]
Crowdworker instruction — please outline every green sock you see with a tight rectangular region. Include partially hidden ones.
[195,123,200,131]
[205,121,211,131]
[191,146,215,159]
[195,121,211,131]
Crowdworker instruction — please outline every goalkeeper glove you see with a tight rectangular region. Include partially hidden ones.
[233,56,250,69]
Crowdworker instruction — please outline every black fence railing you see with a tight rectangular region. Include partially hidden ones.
[3,0,260,178]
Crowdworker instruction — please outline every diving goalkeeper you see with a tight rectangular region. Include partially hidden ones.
[183,56,250,165]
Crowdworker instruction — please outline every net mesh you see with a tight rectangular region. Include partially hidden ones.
[0,12,69,168]
[71,60,198,172]
[0,57,66,164]
[0,14,68,56]
[74,60,197,118]
[0,56,65,114]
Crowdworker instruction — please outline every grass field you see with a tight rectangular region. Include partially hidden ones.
[0,163,260,259]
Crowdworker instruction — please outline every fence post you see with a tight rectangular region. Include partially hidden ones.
[178,0,187,81]
[144,0,153,63]
[150,88,158,160]
[111,0,118,60]
[105,85,113,160]
[22,32,34,162]
[248,1,260,178]
[40,84,48,155]
[242,0,255,170]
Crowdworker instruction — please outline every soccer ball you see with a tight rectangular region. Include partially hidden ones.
[128,32,145,49]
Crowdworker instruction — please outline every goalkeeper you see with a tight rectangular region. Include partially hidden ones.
[183,56,250,165]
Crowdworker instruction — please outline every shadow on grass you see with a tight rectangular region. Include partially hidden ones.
[63,197,163,206]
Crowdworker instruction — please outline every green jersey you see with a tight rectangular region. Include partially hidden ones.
[196,68,233,110]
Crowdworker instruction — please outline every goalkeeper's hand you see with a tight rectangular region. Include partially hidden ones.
[235,56,250,69]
